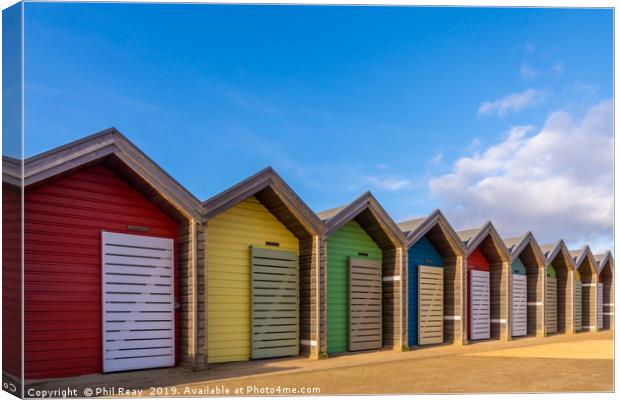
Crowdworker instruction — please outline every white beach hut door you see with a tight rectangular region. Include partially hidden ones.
[470,270,490,340]
[597,283,604,329]
[102,232,175,372]
[511,274,527,337]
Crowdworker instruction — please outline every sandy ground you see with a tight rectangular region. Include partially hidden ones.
[25,330,613,397]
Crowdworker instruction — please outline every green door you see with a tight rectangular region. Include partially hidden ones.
[327,220,382,353]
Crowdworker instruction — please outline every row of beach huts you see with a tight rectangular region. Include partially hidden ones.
[2,128,613,380]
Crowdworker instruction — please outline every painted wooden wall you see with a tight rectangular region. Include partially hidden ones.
[468,248,490,272]
[2,183,21,379]
[408,236,444,346]
[512,258,526,275]
[327,220,382,353]
[207,196,299,363]
[23,164,180,379]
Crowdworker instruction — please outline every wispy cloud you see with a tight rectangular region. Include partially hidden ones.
[467,137,482,152]
[477,88,545,117]
[525,42,535,53]
[430,151,444,164]
[520,62,540,80]
[552,62,564,77]
[365,175,412,191]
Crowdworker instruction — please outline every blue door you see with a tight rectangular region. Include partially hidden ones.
[408,236,444,346]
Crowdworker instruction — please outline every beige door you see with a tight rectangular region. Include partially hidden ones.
[418,266,444,345]
[349,258,382,351]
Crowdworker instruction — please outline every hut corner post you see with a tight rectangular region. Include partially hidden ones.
[502,260,512,341]
[456,255,468,345]
[590,273,600,333]
[567,268,577,335]
[400,247,409,352]
[310,234,325,360]
[198,221,208,369]
[537,266,547,338]
[317,236,329,359]
[179,219,207,371]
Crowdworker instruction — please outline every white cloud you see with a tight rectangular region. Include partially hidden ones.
[430,100,613,248]
[366,176,412,191]
[478,88,545,117]
[431,151,444,164]
[552,62,564,77]
[520,62,540,80]
[467,137,482,152]
[525,42,535,53]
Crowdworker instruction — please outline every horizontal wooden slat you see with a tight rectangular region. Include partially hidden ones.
[105,330,173,340]
[103,273,172,285]
[105,254,171,268]
[105,338,173,350]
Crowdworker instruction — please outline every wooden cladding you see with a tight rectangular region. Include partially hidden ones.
[250,247,299,359]
[207,196,299,363]
[348,258,382,351]
[418,266,443,345]
[546,278,558,334]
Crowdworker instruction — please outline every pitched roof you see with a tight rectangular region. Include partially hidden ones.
[456,221,511,261]
[539,242,558,257]
[203,166,323,236]
[595,251,614,275]
[318,191,406,247]
[503,236,523,253]
[571,246,598,274]
[2,156,21,186]
[317,205,348,222]
[503,231,546,265]
[5,127,202,220]
[397,217,426,236]
[398,210,466,255]
[456,227,482,247]
[540,240,575,270]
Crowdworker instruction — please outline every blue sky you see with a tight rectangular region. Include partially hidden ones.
[22,4,613,250]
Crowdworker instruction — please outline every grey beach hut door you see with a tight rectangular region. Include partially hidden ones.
[250,247,299,359]
[546,278,558,334]
[574,280,582,331]
[348,258,382,351]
